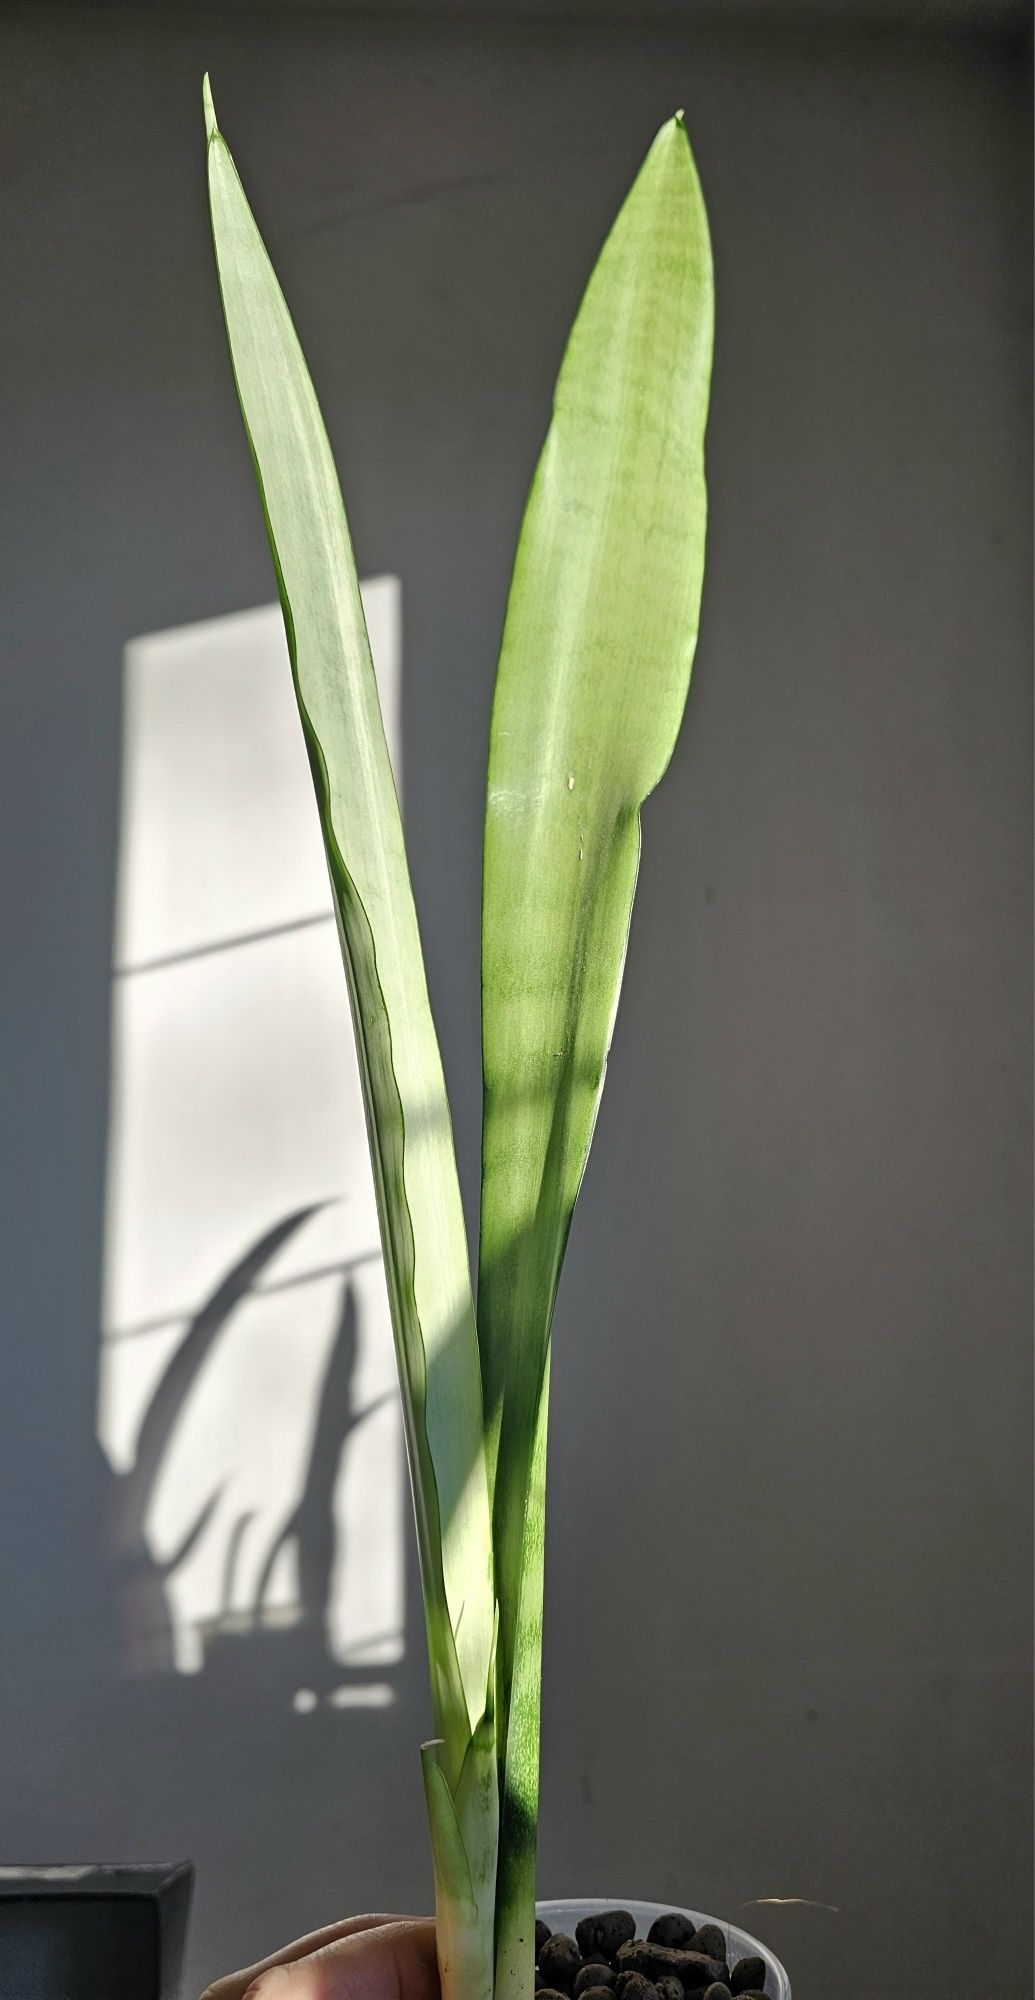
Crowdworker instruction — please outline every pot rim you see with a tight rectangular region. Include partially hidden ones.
[534,1895,790,2000]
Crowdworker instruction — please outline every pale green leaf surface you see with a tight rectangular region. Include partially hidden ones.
[422,1743,495,2000]
[204,80,495,1779]
[478,115,713,1989]
[454,1677,501,1978]
[491,1356,547,2000]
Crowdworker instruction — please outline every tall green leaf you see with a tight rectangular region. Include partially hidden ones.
[203,79,495,1801]
[478,115,714,1995]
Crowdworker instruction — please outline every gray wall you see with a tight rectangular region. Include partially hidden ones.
[0,9,1030,1998]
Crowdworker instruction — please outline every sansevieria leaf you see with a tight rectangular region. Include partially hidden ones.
[204,80,712,2000]
[479,115,714,1998]
[204,82,497,1988]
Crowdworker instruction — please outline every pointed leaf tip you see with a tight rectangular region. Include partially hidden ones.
[643,109,694,183]
[203,73,217,141]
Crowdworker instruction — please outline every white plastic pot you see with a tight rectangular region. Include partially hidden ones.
[535,1898,790,2000]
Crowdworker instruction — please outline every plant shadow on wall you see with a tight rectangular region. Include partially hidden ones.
[108,1232,395,1701]
[97,586,410,1712]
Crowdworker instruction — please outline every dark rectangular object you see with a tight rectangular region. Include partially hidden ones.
[0,1864,192,2000]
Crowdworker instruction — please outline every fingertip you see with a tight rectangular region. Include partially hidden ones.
[203,1913,439,2000]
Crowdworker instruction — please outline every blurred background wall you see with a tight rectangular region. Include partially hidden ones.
[0,4,1030,1996]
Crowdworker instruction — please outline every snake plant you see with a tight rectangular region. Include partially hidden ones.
[204,78,713,2000]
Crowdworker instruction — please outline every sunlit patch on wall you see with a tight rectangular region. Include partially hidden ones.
[100,583,405,1701]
